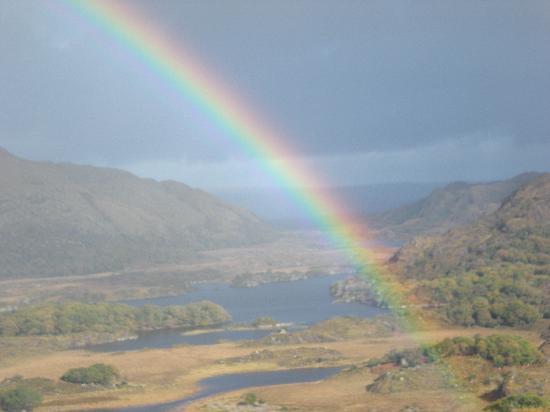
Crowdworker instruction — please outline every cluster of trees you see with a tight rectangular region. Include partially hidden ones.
[431,335,542,367]
[0,386,42,412]
[485,394,547,411]
[367,335,542,369]
[0,301,230,337]
[433,269,543,328]
[0,364,121,411]
[61,364,119,385]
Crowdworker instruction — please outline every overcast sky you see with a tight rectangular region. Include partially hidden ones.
[1,0,549,188]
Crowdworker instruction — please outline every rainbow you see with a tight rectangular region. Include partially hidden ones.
[62,0,410,319]
[59,3,482,407]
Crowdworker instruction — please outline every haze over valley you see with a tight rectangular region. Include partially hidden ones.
[1,1,549,411]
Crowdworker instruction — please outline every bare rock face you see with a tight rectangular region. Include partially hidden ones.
[0,148,275,278]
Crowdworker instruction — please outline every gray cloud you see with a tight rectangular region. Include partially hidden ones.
[123,134,550,188]
[0,0,549,186]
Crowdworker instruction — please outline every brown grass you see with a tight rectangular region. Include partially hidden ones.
[0,325,540,411]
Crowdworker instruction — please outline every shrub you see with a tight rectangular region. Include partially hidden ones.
[0,386,43,412]
[430,335,541,367]
[431,336,476,358]
[243,393,258,405]
[239,392,264,406]
[61,363,119,385]
[485,394,547,411]
[368,335,542,369]
[474,335,542,367]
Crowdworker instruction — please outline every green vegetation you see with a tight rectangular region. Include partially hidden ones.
[485,394,547,411]
[391,174,550,327]
[240,393,263,406]
[435,273,543,328]
[0,386,42,412]
[61,364,119,386]
[367,335,542,368]
[0,301,230,337]
[433,335,542,367]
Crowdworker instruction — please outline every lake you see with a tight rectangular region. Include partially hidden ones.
[89,274,385,352]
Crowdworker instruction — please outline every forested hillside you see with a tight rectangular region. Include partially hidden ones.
[0,148,274,278]
[390,174,550,327]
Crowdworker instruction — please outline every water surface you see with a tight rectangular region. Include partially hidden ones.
[116,367,341,412]
[127,274,382,325]
[90,274,385,352]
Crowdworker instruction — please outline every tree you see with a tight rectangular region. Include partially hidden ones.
[472,297,495,327]
[61,364,119,385]
[0,386,43,412]
[485,394,547,411]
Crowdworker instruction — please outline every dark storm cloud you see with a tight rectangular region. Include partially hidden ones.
[135,0,550,154]
[0,0,549,185]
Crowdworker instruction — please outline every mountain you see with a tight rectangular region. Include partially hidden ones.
[370,172,542,243]
[216,183,443,229]
[389,174,550,327]
[0,148,275,278]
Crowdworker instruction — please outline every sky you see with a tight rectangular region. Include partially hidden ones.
[0,0,549,189]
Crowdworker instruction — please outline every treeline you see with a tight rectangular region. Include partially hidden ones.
[367,335,542,368]
[0,301,230,337]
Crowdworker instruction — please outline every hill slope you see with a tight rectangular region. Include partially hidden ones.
[370,173,541,242]
[390,174,550,327]
[0,148,274,278]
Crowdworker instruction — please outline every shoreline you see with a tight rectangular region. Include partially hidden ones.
[1,326,539,411]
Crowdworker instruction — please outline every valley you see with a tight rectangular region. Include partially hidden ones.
[0,230,365,309]
[1,152,548,412]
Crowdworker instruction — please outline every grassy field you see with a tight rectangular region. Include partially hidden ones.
[0,322,542,411]
[187,326,547,412]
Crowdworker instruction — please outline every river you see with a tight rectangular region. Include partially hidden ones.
[99,367,341,412]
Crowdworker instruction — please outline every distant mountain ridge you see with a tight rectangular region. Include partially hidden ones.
[0,148,274,278]
[370,172,542,242]
[216,182,442,224]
